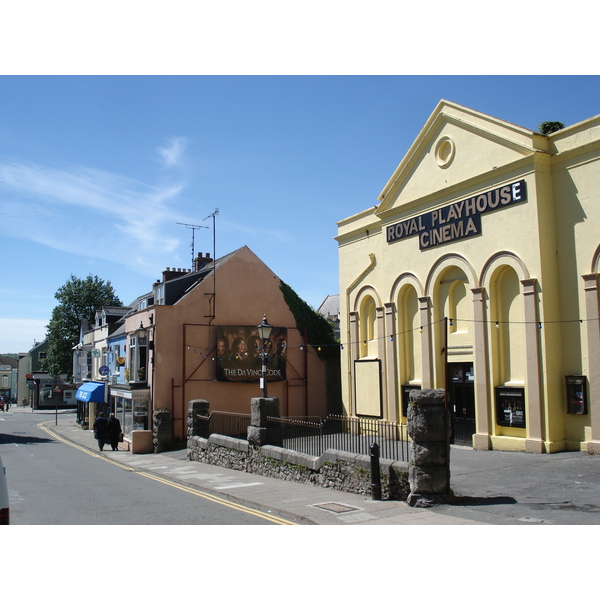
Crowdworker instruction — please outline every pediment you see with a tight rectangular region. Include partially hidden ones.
[376,100,545,217]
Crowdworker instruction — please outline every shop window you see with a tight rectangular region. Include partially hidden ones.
[566,376,587,415]
[129,335,148,383]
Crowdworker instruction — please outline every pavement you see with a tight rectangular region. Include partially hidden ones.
[30,407,600,526]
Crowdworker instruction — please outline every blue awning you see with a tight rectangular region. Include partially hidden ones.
[75,381,106,403]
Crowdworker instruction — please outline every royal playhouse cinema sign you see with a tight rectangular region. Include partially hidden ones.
[386,180,527,250]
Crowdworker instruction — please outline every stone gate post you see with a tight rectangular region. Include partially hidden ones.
[247,396,283,447]
[188,399,210,439]
[153,408,173,453]
[406,388,451,507]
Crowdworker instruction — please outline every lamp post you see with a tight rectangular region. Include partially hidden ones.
[136,322,147,341]
[256,314,273,398]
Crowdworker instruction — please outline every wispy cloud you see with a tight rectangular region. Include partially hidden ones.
[157,137,189,169]
[0,154,192,275]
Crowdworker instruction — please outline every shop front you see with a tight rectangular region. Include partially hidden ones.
[110,387,150,439]
[75,381,107,429]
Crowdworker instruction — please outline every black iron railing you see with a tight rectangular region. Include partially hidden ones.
[198,411,410,462]
[198,410,251,439]
[200,411,409,461]
[269,415,410,462]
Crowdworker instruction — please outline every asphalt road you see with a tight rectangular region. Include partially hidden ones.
[0,409,281,525]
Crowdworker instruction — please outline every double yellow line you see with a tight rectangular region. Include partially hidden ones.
[39,421,297,525]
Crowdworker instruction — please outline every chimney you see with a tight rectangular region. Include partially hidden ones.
[162,267,185,282]
[194,252,213,271]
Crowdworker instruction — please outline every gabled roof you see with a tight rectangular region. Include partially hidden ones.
[117,246,245,313]
[318,294,339,318]
[106,322,126,340]
[375,99,548,218]
[98,306,130,317]
[0,355,18,368]
[172,247,241,303]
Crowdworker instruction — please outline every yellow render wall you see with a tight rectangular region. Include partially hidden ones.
[337,103,600,451]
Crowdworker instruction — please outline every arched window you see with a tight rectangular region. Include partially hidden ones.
[491,266,525,385]
[397,285,421,385]
[359,296,377,358]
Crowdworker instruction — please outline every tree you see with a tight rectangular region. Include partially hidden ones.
[44,275,122,378]
[539,121,565,135]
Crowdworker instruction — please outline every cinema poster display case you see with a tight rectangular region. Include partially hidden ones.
[566,375,588,415]
[495,386,526,428]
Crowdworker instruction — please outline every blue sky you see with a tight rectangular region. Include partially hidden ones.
[0,1,598,354]
[2,74,600,353]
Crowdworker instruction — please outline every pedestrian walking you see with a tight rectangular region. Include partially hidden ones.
[106,413,122,451]
[93,412,109,451]
[5,398,11,411]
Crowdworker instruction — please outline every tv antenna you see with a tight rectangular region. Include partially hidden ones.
[203,209,219,320]
[203,209,219,261]
[177,221,209,269]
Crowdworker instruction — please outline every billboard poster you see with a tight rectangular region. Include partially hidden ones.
[216,325,287,383]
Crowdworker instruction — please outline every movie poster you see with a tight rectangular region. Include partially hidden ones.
[215,325,287,382]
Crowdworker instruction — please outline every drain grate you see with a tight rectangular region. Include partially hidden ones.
[313,502,360,514]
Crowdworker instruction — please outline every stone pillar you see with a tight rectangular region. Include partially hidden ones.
[376,305,387,419]
[521,278,544,453]
[418,296,433,388]
[247,397,283,447]
[471,286,491,450]
[349,311,359,415]
[384,302,398,423]
[188,399,210,439]
[153,408,172,453]
[583,274,600,453]
[406,388,451,507]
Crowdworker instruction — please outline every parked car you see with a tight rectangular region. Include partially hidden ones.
[0,398,4,411]
[0,454,9,524]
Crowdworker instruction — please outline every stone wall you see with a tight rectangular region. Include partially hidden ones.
[187,433,409,500]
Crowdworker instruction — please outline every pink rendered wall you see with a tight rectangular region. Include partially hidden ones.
[150,247,329,441]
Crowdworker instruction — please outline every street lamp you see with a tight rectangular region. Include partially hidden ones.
[136,322,147,341]
[256,314,273,398]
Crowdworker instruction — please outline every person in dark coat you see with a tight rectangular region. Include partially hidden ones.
[106,413,122,451]
[93,412,109,451]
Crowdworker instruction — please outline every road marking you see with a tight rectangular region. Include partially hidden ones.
[214,482,263,490]
[38,421,296,525]
[39,422,136,471]
[137,471,296,525]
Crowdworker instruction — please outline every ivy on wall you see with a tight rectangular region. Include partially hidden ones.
[279,280,338,362]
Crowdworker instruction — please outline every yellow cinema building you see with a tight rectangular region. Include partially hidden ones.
[336,100,600,453]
